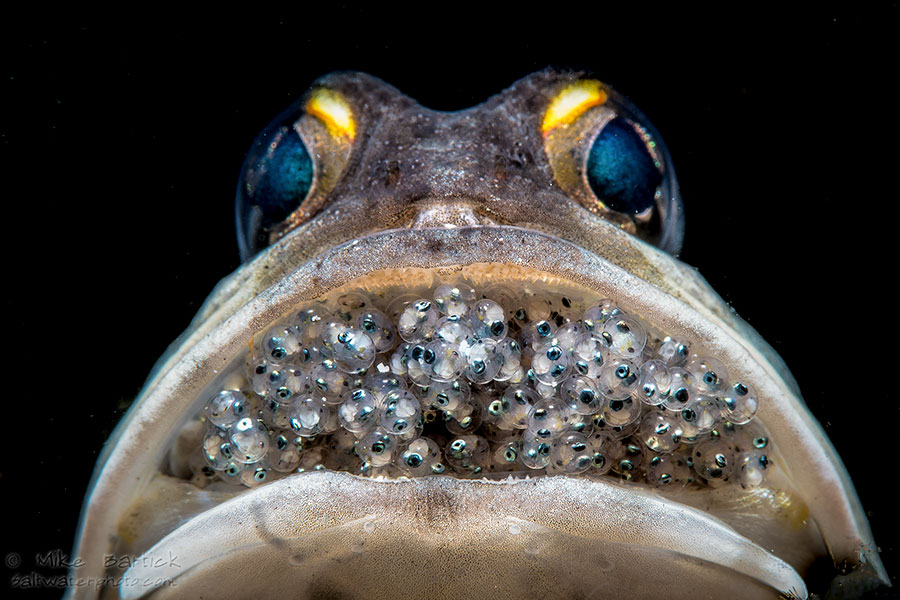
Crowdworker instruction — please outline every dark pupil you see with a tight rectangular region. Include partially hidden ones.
[490,321,505,336]
[703,371,718,386]
[363,318,376,332]
[586,117,663,215]
[423,349,436,364]
[406,454,423,467]
[537,322,551,336]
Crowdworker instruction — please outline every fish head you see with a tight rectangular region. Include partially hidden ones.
[67,70,888,599]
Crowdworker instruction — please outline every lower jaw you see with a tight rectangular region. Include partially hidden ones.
[117,471,810,600]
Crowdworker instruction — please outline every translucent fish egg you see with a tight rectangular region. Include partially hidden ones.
[610,438,645,480]
[520,430,552,469]
[380,390,422,435]
[263,431,303,473]
[434,316,474,345]
[362,373,407,402]
[421,379,470,411]
[397,299,440,343]
[490,437,521,471]
[638,412,683,454]
[520,319,557,349]
[583,300,620,332]
[560,375,602,415]
[687,355,729,394]
[662,367,694,411]
[445,434,490,475]
[469,299,507,340]
[526,398,573,439]
[602,395,642,428]
[398,437,443,476]
[356,429,397,467]
[647,454,692,488]
[515,294,552,323]
[722,381,759,424]
[637,360,671,406]
[461,337,503,383]
[588,434,613,475]
[531,342,572,385]
[335,291,371,315]
[678,395,722,439]
[261,323,303,364]
[497,385,539,430]
[737,450,770,489]
[597,357,640,400]
[228,417,269,464]
[206,390,251,429]
[311,360,352,404]
[331,327,376,374]
[248,361,307,399]
[482,284,518,319]
[657,337,690,367]
[571,333,608,378]
[295,306,333,346]
[288,397,328,438]
[239,463,274,488]
[602,315,647,358]
[319,319,350,357]
[202,428,233,470]
[554,323,583,352]
[551,432,594,474]
[444,400,483,435]
[261,397,297,429]
[433,283,476,318]
[692,438,737,486]
[419,340,465,382]
[338,388,381,435]
[494,338,523,381]
[403,344,433,387]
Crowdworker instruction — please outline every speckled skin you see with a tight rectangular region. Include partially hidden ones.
[67,72,886,599]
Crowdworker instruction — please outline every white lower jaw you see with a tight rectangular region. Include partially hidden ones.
[122,471,806,600]
[68,225,886,598]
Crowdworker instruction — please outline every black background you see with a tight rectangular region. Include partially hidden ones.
[3,8,897,598]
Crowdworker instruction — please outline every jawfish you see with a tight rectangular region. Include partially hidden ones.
[67,70,889,599]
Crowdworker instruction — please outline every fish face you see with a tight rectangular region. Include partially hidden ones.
[68,71,888,599]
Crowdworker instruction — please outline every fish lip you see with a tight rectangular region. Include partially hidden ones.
[68,224,886,597]
[119,471,808,600]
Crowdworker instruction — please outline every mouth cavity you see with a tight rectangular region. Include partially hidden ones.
[168,276,772,493]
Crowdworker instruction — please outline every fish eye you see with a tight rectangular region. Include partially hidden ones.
[586,117,663,216]
[235,116,314,259]
[541,79,684,254]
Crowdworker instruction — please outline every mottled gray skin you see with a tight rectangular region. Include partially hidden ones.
[69,71,887,599]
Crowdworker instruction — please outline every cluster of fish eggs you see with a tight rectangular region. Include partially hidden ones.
[192,283,771,491]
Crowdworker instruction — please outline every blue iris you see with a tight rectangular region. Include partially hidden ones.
[253,127,314,225]
[586,118,662,215]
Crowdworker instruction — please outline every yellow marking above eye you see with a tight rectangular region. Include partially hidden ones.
[306,88,356,139]
[541,80,608,136]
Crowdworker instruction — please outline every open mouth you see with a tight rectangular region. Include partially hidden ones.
[96,227,845,599]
